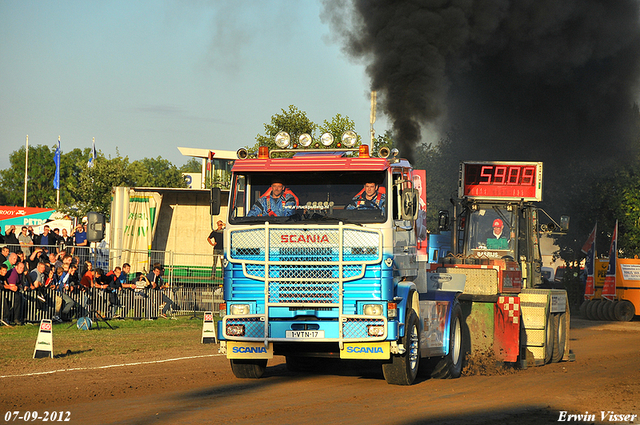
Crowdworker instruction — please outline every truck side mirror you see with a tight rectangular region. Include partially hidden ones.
[210,187,221,216]
[86,211,105,242]
[401,189,419,220]
[438,210,450,232]
[560,215,570,231]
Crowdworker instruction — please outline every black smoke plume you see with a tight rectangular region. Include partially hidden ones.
[322,0,640,175]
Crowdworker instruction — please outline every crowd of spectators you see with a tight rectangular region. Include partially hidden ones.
[0,227,173,325]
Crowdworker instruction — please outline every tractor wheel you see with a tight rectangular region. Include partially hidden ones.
[383,309,420,385]
[551,312,566,363]
[544,307,554,364]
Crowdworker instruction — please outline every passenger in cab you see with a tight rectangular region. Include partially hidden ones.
[347,183,386,211]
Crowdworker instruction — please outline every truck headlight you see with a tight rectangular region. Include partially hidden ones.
[275,131,290,148]
[299,133,312,147]
[321,132,334,146]
[363,304,384,316]
[230,304,251,315]
[341,130,357,147]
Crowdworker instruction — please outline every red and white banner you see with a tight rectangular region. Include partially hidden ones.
[602,220,618,301]
[0,206,54,221]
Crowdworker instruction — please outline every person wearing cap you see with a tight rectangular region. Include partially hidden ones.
[247,179,299,217]
[485,218,510,249]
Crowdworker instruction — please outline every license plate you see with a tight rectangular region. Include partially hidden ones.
[286,330,325,339]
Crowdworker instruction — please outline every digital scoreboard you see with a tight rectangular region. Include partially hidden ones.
[458,161,543,201]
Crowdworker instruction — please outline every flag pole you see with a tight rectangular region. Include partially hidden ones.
[56,136,61,207]
[23,135,29,208]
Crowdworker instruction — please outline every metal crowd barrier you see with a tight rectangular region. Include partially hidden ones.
[1,244,224,324]
[1,286,224,324]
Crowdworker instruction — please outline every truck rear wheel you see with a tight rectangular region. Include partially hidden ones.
[382,309,420,385]
[430,302,464,379]
[230,359,267,378]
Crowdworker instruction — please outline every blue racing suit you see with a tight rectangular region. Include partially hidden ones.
[247,188,299,217]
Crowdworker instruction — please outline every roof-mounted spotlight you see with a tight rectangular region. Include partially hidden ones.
[341,130,357,148]
[320,132,334,147]
[275,131,290,148]
[299,133,313,147]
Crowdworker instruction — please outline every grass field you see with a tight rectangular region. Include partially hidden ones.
[0,316,219,374]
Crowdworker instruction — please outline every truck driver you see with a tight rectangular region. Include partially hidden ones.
[247,179,299,217]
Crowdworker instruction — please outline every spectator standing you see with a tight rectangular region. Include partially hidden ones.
[58,228,74,255]
[4,226,19,253]
[73,224,88,264]
[6,261,27,325]
[34,225,56,255]
[17,226,33,257]
[207,220,225,279]
[0,264,11,325]
[146,266,164,319]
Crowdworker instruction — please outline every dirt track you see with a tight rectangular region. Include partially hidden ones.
[2,318,639,425]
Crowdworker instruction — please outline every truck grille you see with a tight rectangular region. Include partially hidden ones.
[230,226,381,305]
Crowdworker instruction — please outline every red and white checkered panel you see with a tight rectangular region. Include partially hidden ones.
[498,296,520,324]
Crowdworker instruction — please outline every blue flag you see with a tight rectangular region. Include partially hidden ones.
[54,138,61,190]
[88,137,96,168]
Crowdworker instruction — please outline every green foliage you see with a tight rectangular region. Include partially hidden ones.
[252,105,316,153]
[318,113,361,147]
[0,144,58,207]
[0,145,188,220]
[412,135,461,232]
[373,130,395,157]
[129,156,187,188]
[179,158,202,173]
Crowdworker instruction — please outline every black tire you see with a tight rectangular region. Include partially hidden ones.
[551,312,566,363]
[544,307,554,364]
[611,301,620,321]
[230,359,267,379]
[382,309,420,385]
[604,301,617,321]
[430,302,464,379]
[614,300,636,322]
[586,300,600,320]
[579,300,589,318]
[596,300,608,321]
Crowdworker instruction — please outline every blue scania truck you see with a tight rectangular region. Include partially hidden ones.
[212,130,466,385]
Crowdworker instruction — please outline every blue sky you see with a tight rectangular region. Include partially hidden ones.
[0,0,386,170]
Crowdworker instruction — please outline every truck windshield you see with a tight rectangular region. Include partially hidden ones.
[228,171,388,224]
[464,206,516,259]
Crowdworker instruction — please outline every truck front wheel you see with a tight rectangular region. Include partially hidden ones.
[382,309,420,385]
[430,302,464,379]
[230,359,267,378]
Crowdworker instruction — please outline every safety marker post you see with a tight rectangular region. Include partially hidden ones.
[33,319,54,359]
[201,311,217,344]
